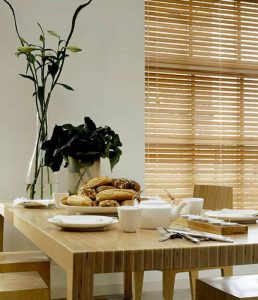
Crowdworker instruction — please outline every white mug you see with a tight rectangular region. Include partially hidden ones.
[52,192,69,207]
[117,206,142,233]
[181,198,204,215]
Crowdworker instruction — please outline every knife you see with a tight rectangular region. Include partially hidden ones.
[166,228,234,243]
[178,233,201,244]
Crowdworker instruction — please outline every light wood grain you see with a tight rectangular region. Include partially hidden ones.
[123,271,133,300]
[196,275,258,300]
[0,271,49,300]
[176,218,248,235]
[1,202,258,300]
[0,215,3,252]
[193,184,233,210]
[0,251,50,287]
[133,184,234,300]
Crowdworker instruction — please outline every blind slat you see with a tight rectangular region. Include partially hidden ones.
[145,0,258,208]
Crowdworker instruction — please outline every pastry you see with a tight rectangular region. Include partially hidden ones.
[86,176,112,188]
[113,178,141,192]
[98,200,120,207]
[120,200,134,206]
[78,185,96,200]
[96,189,136,202]
[61,196,68,205]
[96,185,115,193]
[66,195,92,206]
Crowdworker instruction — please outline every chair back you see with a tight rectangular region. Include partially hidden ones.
[193,184,233,210]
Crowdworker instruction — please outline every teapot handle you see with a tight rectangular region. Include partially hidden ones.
[133,184,175,203]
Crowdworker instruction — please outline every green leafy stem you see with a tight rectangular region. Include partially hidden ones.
[3,0,93,198]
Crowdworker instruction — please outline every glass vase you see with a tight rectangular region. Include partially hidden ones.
[26,114,57,199]
[68,159,100,195]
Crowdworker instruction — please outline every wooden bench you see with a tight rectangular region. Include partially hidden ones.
[196,275,258,300]
[0,271,49,300]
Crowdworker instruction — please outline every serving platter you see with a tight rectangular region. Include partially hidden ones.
[60,203,117,214]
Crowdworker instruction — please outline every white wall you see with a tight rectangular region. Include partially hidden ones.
[0,0,145,297]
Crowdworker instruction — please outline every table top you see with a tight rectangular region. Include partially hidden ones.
[2,202,258,273]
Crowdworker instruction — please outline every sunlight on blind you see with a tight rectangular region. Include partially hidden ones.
[145,0,258,208]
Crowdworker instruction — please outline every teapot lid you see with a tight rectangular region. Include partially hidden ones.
[140,200,171,207]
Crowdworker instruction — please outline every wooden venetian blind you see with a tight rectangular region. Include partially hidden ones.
[145,0,258,208]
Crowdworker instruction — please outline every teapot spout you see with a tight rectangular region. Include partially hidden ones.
[171,201,187,222]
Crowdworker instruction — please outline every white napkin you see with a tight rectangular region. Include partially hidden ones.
[13,197,53,207]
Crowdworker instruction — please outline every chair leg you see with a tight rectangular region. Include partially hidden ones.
[133,271,144,300]
[189,271,198,300]
[220,266,233,277]
[162,270,176,300]
[124,271,133,300]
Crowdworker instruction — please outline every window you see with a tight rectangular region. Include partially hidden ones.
[145,0,258,208]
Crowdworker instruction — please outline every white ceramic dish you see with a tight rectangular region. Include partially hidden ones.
[19,200,55,208]
[60,203,117,214]
[204,209,258,223]
[48,215,118,230]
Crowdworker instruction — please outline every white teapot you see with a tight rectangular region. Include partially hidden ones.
[137,196,187,229]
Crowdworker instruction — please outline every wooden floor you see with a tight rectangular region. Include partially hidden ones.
[55,288,191,300]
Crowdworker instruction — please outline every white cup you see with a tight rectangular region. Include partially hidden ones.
[117,206,142,233]
[181,198,204,215]
[52,192,69,208]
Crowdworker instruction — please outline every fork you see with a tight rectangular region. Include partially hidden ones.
[156,226,169,235]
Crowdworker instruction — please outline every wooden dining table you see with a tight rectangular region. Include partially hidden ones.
[1,201,258,300]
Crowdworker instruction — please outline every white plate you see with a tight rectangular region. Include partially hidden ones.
[60,204,117,214]
[48,215,118,230]
[204,209,258,223]
[19,200,55,208]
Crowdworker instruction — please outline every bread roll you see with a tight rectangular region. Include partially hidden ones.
[86,176,112,188]
[66,195,92,206]
[120,200,134,206]
[78,185,96,200]
[61,196,68,205]
[96,185,115,193]
[96,189,136,202]
[98,200,120,207]
[113,178,141,192]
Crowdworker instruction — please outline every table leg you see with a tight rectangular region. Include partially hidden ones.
[162,270,176,300]
[123,271,132,299]
[67,253,95,300]
[0,215,3,252]
[67,270,94,300]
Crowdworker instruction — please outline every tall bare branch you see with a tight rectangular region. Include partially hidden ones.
[66,0,93,46]
[3,0,24,45]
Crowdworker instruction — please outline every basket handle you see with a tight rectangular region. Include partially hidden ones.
[133,184,175,203]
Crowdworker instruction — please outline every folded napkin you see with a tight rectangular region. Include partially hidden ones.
[13,197,53,207]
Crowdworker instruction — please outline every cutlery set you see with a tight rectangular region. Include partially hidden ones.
[157,226,234,243]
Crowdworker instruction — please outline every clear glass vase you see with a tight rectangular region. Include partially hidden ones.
[68,158,100,195]
[26,114,57,199]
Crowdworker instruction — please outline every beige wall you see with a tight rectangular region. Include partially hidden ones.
[0,0,145,199]
[0,0,144,297]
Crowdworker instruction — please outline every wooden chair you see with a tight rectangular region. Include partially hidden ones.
[0,251,50,287]
[0,271,49,300]
[196,275,258,300]
[132,184,233,300]
[0,215,50,299]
